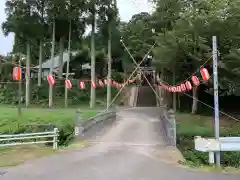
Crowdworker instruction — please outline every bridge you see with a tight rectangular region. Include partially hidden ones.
[1,69,239,179]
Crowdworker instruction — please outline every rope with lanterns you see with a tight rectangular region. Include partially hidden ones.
[160,67,210,93]
[12,65,138,90]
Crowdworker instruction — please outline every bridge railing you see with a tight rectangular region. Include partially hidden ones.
[74,105,117,137]
[160,107,176,147]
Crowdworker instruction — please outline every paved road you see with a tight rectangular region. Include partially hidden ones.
[1,109,239,180]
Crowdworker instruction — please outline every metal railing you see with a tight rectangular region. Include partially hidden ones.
[0,128,59,149]
[160,108,176,146]
[195,136,240,164]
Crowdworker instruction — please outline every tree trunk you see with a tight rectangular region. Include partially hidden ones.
[107,18,112,108]
[65,20,71,108]
[160,68,164,105]
[58,36,65,78]
[49,19,55,108]
[38,40,43,86]
[178,93,181,109]
[191,86,198,114]
[90,4,96,108]
[172,67,176,112]
[25,41,30,107]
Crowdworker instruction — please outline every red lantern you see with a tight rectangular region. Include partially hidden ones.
[177,86,181,92]
[47,74,55,86]
[180,84,186,91]
[116,83,121,88]
[98,80,104,87]
[12,67,22,81]
[91,81,96,88]
[200,68,210,81]
[65,79,72,89]
[185,81,192,90]
[172,86,177,92]
[79,81,85,89]
[167,86,170,91]
[104,79,108,85]
[191,76,200,86]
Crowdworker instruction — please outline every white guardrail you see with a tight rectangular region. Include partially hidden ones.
[0,128,59,149]
[195,136,240,164]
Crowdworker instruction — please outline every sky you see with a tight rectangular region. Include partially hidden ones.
[0,0,153,55]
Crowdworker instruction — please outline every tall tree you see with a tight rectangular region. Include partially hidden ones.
[98,0,119,107]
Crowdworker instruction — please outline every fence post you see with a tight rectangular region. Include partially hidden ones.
[53,128,58,149]
[75,109,83,136]
[209,151,215,164]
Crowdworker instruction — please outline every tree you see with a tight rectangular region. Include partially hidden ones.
[2,0,46,107]
[97,0,119,107]
[121,12,155,61]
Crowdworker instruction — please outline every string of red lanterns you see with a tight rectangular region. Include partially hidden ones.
[12,67,138,90]
[46,75,135,90]
[160,67,210,93]
[12,66,210,92]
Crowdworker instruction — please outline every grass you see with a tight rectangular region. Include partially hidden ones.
[0,107,99,133]
[176,112,240,136]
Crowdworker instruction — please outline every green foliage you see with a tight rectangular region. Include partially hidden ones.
[150,0,240,95]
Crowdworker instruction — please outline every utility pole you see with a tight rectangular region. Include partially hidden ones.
[212,36,220,167]
[65,20,71,108]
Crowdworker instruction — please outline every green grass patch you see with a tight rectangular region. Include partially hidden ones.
[0,107,99,146]
[176,113,240,168]
[0,107,98,133]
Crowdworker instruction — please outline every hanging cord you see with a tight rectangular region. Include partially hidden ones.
[103,40,156,112]
[120,40,162,102]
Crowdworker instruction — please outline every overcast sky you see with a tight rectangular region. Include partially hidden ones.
[0,0,152,55]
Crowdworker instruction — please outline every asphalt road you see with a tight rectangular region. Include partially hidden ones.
[1,109,239,180]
